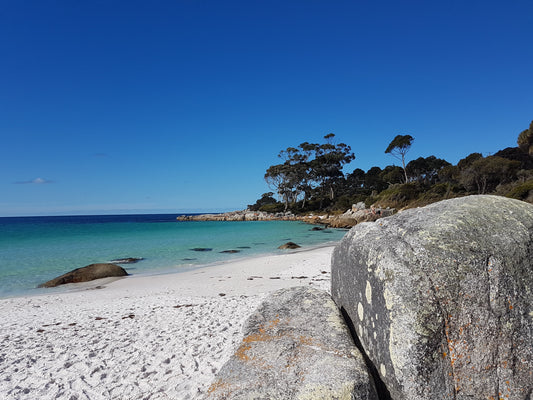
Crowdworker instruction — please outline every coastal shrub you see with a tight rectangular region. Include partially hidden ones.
[332,195,355,212]
[249,192,278,211]
[259,203,285,213]
[506,179,533,202]
[364,194,377,208]
[418,183,455,200]
[407,183,463,207]
[373,183,422,208]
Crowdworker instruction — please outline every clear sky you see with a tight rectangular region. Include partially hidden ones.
[1,0,532,216]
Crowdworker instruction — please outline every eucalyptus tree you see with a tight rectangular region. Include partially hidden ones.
[406,156,451,185]
[265,163,297,211]
[459,156,521,194]
[264,133,355,211]
[342,168,366,195]
[309,134,355,206]
[380,165,404,186]
[364,166,387,193]
[385,134,414,182]
[265,144,313,210]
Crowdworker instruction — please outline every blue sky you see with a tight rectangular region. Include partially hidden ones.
[1,0,532,216]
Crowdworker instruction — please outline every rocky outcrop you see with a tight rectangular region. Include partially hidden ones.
[38,263,128,288]
[177,206,393,228]
[206,287,378,399]
[302,206,395,229]
[331,195,533,400]
[177,210,298,222]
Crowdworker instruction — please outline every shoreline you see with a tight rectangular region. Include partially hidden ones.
[0,245,336,399]
[0,216,347,300]
[0,240,342,301]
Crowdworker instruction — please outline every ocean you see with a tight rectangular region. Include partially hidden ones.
[0,214,347,298]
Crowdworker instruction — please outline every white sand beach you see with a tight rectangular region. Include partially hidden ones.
[0,246,335,400]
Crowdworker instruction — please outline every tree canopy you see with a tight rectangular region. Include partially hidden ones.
[257,119,533,213]
[264,134,354,210]
[517,120,533,155]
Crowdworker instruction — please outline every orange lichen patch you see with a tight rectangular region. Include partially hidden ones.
[207,378,233,395]
[297,335,314,346]
[258,317,282,334]
[235,343,252,362]
[242,332,275,344]
[458,323,471,335]
[508,300,513,310]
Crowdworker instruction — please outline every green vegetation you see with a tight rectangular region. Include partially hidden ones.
[249,120,533,213]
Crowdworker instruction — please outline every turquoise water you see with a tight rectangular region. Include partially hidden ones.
[0,214,346,298]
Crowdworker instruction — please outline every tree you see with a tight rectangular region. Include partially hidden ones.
[517,120,533,155]
[457,152,483,170]
[248,192,278,211]
[264,134,355,211]
[278,145,313,208]
[309,134,355,207]
[494,147,533,170]
[364,166,387,193]
[459,156,521,194]
[380,165,404,186]
[342,168,366,195]
[438,164,460,184]
[406,156,451,185]
[265,163,298,211]
[385,134,414,182]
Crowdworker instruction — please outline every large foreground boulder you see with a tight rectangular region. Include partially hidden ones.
[38,263,128,288]
[331,195,533,400]
[206,287,378,399]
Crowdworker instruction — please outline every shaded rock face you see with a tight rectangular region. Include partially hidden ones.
[38,263,128,288]
[206,287,378,400]
[331,195,533,400]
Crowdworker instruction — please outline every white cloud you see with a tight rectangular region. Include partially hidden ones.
[14,177,54,184]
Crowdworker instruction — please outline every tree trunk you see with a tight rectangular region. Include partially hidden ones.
[402,157,408,183]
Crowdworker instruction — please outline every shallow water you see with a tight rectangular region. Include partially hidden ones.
[0,214,346,298]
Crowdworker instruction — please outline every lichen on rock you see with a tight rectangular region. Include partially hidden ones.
[205,287,378,399]
[331,195,533,400]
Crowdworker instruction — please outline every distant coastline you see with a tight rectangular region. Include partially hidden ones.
[177,205,395,229]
